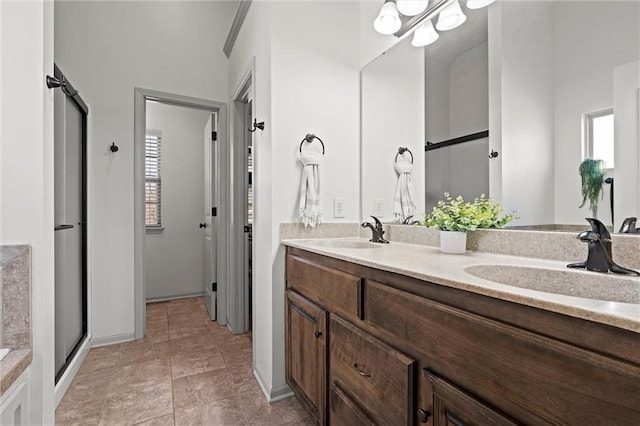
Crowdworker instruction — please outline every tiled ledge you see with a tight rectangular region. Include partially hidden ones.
[1,245,32,395]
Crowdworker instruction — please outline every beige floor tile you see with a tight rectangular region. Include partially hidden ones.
[170,349,226,380]
[56,395,105,426]
[241,392,310,426]
[77,345,123,376]
[172,368,236,410]
[134,413,175,426]
[107,358,172,396]
[221,347,252,370]
[99,381,173,425]
[118,340,170,367]
[174,396,249,426]
[58,298,315,426]
[169,333,218,356]
[60,365,120,404]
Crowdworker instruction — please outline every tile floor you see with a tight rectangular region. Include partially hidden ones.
[55,297,313,425]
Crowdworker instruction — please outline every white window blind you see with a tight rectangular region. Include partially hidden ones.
[145,131,162,228]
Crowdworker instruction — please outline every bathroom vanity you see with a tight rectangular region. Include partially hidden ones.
[283,239,640,425]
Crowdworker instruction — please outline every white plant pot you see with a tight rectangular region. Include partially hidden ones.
[440,230,467,254]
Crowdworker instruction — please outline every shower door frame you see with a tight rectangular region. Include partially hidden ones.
[53,63,89,384]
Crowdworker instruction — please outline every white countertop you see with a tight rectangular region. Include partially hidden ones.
[282,238,640,333]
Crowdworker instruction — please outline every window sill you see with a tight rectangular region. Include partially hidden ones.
[146,227,164,234]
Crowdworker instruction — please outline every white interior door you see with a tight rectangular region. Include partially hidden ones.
[203,114,218,320]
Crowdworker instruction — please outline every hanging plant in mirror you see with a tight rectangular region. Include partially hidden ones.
[578,159,605,218]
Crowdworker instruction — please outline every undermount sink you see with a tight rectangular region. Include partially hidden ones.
[464,264,640,303]
[305,239,383,249]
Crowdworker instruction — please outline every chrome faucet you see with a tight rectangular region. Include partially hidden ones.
[361,216,389,244]
[567,218,639,275]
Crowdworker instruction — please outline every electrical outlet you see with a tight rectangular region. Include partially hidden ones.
[374,199,384,217]
[333,198,345,218]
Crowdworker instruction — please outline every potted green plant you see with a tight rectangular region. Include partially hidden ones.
[423,193,517,254]
[578,159,605,218]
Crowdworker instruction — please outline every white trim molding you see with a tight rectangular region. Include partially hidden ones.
[223,0,252,58]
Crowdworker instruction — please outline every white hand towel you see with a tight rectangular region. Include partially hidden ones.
[393,161,416,223]
[298,151,323,227]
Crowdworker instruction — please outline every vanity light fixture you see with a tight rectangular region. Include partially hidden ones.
[377,0,495,47]
[466,0,496,9]
[374,0,402,35]
[436,0,467,31]
[411,20,439,47]
[397,0,429,17]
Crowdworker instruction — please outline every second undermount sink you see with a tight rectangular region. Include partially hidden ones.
[305,239,383,249]
[464,264,640,303]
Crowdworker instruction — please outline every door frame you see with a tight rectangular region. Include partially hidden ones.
[133,88,228,338]
[230,65,255,335]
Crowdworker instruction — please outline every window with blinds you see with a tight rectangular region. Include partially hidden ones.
[145,131,162,228]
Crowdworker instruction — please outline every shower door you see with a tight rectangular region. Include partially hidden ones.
[53,64,88,382]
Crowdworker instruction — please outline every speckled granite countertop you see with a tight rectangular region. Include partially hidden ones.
[282,238,640,333]
[1,245,32,395]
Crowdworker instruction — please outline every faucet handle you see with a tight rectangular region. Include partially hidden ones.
[370,215,383,228]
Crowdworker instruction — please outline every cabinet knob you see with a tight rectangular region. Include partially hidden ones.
[417,408,431,423]
[314,330,322,338]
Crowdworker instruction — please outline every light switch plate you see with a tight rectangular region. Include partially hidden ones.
[333,198,345,218]
[374,199,384,217]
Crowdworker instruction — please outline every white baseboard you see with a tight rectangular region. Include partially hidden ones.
[146,292,204,303]
[91,332,136,348]
[54,337,91,407]
[253,364,293,403]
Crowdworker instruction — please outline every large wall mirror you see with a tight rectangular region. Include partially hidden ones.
[360,0,640,233]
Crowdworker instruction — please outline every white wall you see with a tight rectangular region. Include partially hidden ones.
[229,0,361,399]
[492,0,555,226]
[1,0,56,423]
[553,1,639,226]
[144,102,211,300]
[54,1,236,341]
[228,0,274,397]
[362,36,425,221]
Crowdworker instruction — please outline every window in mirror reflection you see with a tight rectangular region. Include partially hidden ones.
[584,109,614,169]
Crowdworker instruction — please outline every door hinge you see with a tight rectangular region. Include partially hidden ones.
[212,207,218,217]
[211,131,217,141]
[212,282,217,292]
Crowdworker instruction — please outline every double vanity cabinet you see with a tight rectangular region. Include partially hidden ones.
[284,246,640,425]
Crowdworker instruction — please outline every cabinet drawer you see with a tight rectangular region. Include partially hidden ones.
[329,383,375,426]
[330,315,415,425]
[286,254,363,321]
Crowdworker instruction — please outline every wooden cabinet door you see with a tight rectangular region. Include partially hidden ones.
[286,290,327,425]
[329,383,376,426]
[418,369,518,426]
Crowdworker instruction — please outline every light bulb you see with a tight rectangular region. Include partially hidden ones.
[411,20,439,47]
[397,0,429,16]
[374,1,402,35]
[466,0,496,9]
[436,0,467,31]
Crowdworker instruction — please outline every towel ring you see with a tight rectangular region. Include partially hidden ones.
[395,147,413,164]
[299,134,325,155]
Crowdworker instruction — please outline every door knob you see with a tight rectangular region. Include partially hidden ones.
[199,223,207,229]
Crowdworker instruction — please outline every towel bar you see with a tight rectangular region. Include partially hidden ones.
[395,147,413,164]
[299,134,325,155]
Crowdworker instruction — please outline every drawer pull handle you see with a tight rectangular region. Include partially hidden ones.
[353,363,371,378]
[314,330,322,338]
